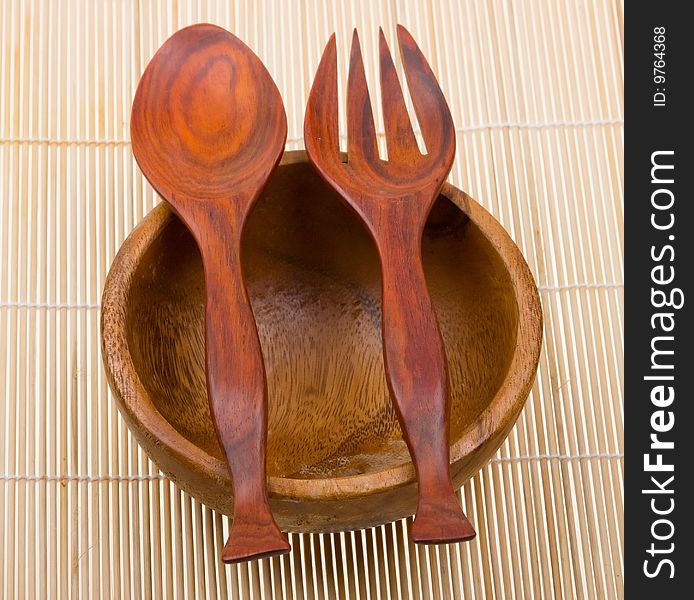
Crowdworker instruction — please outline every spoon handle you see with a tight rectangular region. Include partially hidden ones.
[377,221,476,544]
[198,218,290,563]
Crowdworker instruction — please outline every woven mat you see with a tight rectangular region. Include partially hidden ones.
[1,1,623,598]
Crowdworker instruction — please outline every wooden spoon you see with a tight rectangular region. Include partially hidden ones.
[304,26,476,543]
[131,24,290,563]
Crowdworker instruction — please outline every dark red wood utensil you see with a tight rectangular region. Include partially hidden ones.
[304,25,476,543]
[131,23,290,562]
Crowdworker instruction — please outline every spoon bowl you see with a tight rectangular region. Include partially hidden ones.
[131,24,286,203]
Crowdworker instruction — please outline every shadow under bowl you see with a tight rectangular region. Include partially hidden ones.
[101,150,542,532]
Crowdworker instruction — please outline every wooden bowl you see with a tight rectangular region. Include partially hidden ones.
[101,150,542,533]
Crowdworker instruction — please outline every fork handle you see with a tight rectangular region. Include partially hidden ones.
[195,208,290,563]
[378,226,476,543]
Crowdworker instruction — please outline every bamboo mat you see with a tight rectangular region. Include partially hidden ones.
[0,0,623,598]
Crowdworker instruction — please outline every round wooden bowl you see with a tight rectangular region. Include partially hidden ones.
[101,150,542,533]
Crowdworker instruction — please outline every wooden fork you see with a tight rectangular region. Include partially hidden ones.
[304,25,476,543]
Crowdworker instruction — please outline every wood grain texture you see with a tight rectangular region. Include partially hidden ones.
[129,23,290,562]
[304,26,475,543]
[101,151,543,533]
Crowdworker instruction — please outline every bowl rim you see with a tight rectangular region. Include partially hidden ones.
[101,149,543,502]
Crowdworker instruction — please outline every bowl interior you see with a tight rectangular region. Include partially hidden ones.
[126,160,519,480]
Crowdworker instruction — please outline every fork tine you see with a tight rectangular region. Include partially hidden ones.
[347,29,379,165]
[378,28,418,161]
[396,24,454,157]
[304,33,339,160]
